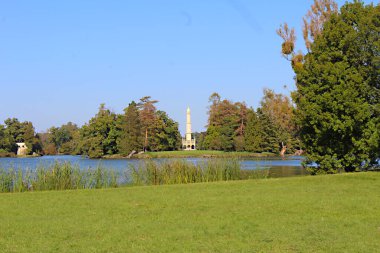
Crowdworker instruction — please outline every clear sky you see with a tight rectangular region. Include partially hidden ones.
[0,0,375,133]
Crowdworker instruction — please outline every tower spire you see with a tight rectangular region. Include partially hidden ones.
[182,106,196,150]
[186,106,192,141]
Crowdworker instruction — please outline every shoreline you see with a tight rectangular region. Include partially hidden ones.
[101,151,278,159]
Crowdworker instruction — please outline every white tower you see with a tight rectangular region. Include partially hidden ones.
[186,107,192,141]
[182,107,196,150]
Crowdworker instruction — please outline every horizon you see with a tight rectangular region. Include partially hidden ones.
[0,0,374,134]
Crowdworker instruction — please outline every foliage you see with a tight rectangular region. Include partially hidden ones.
[244,109,263,152]
[148,110,181,151]
[78,104,119,158]
[46,122,80,154]
[203,91,297,154]
[204,93,248,151]
[0,124,14,153]
[193,132,207,150]
[283,1,380,173]
[0,118,41,155]
[72,98,180,157]
[117,101,143,155]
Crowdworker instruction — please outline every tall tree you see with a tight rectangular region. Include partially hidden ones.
[47,122,79,154]
[260,89,298,154]
[244,109,263,153]
[117,101,143,155]
[204,93,247,151]
[281,1,380,173]
[137,96,158,151]
[78,104,118,158]
[149,111,181,151]
[0,124,14,154]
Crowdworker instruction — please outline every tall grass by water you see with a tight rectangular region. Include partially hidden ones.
[0,159,268,193]
[131,159,269,185]
[0,162,119,193]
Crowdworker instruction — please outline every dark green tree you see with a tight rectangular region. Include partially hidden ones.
[47,122,80,154]
[256,109,280,153]
[149,111,181,151]
[193,132,207,150]
[78,104,118,158]
[117,101,143,155]
[244,109,263,152]
[3,118,41,154]
[0,124,14,155]
[286,1,380,173]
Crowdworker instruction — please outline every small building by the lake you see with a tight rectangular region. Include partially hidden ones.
[16,143,28,156]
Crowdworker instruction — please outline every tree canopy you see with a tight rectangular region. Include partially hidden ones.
[279,0,380,173]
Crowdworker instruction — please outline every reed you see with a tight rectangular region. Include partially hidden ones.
[0,162,120,193]
[0,159,268,193]
[130,159,268,186]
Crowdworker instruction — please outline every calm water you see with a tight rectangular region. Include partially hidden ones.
[0,155,308,178]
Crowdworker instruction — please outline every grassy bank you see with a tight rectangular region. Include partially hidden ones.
[0,172,379,252]
[134,150,276,159]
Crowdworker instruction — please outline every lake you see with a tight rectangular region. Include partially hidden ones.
[0,155,308,178]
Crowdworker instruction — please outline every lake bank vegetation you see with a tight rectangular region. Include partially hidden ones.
[0,159,269,193]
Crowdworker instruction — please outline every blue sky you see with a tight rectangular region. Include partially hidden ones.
[0,0,375,133]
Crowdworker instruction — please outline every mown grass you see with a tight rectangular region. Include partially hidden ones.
[136,150,276,159]
[0,172,379,252]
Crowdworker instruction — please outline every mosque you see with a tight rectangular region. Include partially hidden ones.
[182,107,196,150]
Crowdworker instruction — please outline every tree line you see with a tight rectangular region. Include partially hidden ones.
[197,90,300,155]
[0,91,298,158]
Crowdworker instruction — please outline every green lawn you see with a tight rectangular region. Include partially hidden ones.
[0,173,379,252]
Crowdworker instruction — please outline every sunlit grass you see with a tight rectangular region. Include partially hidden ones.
[0,172,379,252]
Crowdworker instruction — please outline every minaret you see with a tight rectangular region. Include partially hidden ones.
[186,107,192,142]
[182,106,196,150]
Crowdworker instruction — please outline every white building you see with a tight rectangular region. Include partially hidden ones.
[182,107,196,150]
[16,143,28,156]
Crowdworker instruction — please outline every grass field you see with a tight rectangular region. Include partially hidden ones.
[135,150,276,159]
[0,173,379,252]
